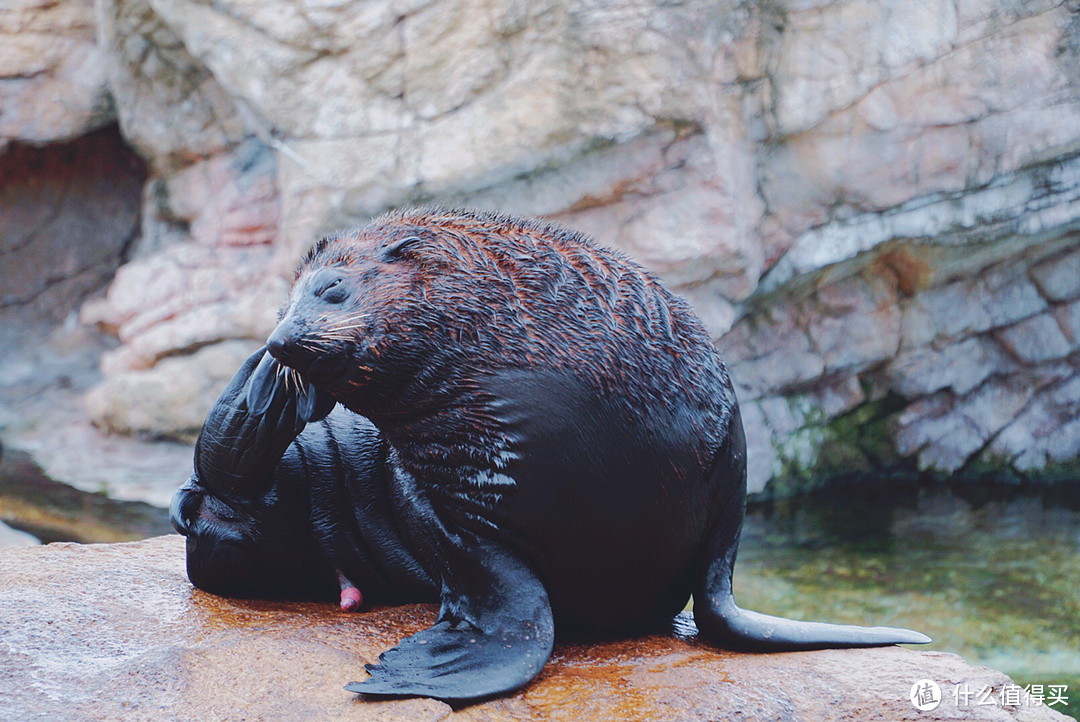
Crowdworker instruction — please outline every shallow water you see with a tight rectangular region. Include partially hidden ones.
[736,480,1080,719]
[0,447,172,544]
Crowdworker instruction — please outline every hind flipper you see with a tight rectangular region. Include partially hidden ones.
[694,505,931,649]
[697,588,931,651]
[695,408,930,650]
[346,535,554,702]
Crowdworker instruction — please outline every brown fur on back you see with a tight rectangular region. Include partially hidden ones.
[297,207,732,421]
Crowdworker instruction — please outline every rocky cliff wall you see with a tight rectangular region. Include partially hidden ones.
[2,0,1079,495]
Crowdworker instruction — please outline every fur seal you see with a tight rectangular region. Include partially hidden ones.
[174,207,929,703]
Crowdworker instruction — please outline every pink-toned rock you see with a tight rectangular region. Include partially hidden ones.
[81,242,286,372]
[0,0,113,146]
[4,0,1080,494]
[84,339,261,441]
[161,141,281,249]
[0,536,1068,721]
[759,1,1080,251]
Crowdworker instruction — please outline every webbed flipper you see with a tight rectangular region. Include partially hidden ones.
[188,348,336,501]
[345,536,554,703]
[245,350,335,423]
[245,350,281,417]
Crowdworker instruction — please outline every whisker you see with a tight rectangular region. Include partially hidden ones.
[325,313,370,326]
[326,314,370,326]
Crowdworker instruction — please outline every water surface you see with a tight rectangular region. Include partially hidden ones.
[735,480,1080,719]
[0,447,171,543]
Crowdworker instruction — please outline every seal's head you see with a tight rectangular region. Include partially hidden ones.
[264,227,453,406]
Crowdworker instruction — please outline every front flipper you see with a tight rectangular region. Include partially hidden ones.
[192,348,334,500]
[345,536,554,703]
[245,351,335,424]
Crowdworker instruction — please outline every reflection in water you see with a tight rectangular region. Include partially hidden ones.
[0,447,172,544]
[736,481,1080,719]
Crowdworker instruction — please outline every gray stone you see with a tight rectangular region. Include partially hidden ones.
[1048,374,1080,414]
[895,393,982,473]
[899,263,1049,347]
[1054,299,1080,344]
[887,336,1010,397]
[896,380,1034,473]
[995,314,1074,365]
[1030,247,1080,302]
[992,375,1080,471]
[989,397,1055,468]
[807,275,902,374]
[758,396,804,438]
[960,380,1035,444]
[809,375,866,418]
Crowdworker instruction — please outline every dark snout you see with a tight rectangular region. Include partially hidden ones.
[266,318,309,370]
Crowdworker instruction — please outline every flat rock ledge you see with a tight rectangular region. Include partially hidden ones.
[0,536,1067,722]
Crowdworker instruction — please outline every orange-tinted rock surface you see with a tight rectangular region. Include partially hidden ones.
[0,535,1068,721]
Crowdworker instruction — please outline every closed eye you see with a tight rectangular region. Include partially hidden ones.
[315,278,340,296]
[315,277,347,303]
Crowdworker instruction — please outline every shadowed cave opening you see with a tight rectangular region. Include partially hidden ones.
[0,125,147,332]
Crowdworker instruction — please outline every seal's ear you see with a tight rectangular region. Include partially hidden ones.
[380,235,426,262]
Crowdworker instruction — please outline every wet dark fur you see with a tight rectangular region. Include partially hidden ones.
[270,209,735,624]
[170,349,435,606]
[175,207,929,704]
